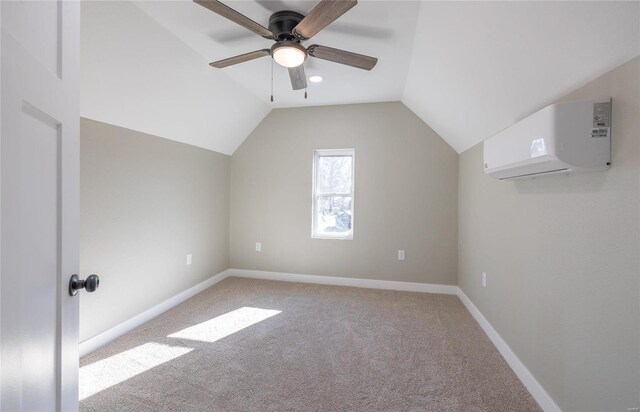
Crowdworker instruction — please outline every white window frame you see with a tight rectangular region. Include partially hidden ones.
[312,148,355,240]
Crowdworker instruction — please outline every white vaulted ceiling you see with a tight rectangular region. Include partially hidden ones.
[402,1,640,153]
[81,1,640,155]
[80,0,271,155]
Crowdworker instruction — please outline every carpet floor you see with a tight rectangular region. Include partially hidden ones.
[80,277,540,411]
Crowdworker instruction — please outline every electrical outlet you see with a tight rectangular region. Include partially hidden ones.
[482,272,487,288]
[186,254,192,266]
[398,250,405,261]
[255,242,262,252]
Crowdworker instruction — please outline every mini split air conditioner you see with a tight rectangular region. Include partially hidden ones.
[483,98,611,180]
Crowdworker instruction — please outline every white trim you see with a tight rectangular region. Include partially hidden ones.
[78,266,560,412]
[227,268,459,295]
[229,269,559,411]
[456,288,561,412]
[79,269,231,357]
[312,148,355,240]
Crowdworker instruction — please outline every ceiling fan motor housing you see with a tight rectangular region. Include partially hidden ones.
[269,11,305,41]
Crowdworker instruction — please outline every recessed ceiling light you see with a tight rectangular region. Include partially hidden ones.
[309,75,323,83]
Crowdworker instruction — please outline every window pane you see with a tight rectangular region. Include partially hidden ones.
[316,196,352,235]
[316,155,352,194]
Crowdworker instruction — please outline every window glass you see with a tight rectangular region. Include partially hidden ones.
[312,150,354,239]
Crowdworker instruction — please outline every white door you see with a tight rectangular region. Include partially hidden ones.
[1,1,80,411]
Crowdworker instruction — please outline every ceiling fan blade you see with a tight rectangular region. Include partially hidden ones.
[209,49,270,68]
[308,44,377,70]
[293,0,357,40]
[288,65,307,90]
[194,0,274,39]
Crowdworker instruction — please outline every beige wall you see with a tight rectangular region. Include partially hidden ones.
[230,102,458,285]
[458,57,640,411]
[80,119,230,341]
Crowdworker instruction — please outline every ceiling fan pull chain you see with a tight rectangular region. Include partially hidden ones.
[270,58,274,103]
[304,60,308,99]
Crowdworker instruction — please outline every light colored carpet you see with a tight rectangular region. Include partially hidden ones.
[80,277,540,411]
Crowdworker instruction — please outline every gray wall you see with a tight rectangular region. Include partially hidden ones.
[230,102,458,285]
[80,119,230,341]
[458,57,640,411]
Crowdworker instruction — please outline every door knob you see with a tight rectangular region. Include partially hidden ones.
[69,274,100,296]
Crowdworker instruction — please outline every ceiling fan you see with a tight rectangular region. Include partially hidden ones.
[194,0,378,91]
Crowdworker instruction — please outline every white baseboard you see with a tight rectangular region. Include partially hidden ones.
[79,266,559,412]
[456,289,561,412]
[230,269,559,411]
[80,268,455,357]
[79,269,231,357]
[228,268,459,295]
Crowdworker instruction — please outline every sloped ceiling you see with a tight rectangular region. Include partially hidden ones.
[402,1,640,153]
[81,1,640,155]
[80,1,271,155]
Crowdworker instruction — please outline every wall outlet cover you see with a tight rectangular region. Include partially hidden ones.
[186,254,192,265]
[482,272,487,288]
[398,250,405,261]
[256,242,262,252]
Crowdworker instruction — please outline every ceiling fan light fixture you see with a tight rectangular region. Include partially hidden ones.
[271,42,307,68]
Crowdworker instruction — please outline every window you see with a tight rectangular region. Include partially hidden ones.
[312,149,355,239]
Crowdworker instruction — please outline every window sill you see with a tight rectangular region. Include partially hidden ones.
[311,234,354,240]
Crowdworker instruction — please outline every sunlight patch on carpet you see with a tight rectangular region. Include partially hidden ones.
[168,307,281,343]
[79,342,193,400]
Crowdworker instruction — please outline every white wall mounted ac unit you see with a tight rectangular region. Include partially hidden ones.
[483,98,611,180]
